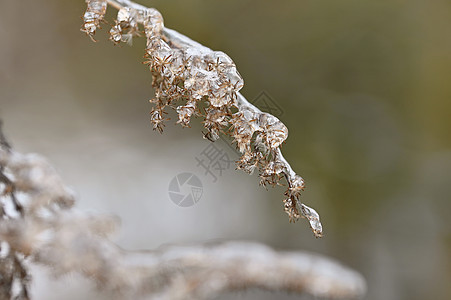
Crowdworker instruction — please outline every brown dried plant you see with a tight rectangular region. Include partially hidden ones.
[81,0,323,238]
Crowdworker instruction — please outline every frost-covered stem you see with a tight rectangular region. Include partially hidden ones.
[163,31,323,235]
[0,127,366,299]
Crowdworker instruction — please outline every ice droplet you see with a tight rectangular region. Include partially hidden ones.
[301,204,323,238]
[258,113,288,148]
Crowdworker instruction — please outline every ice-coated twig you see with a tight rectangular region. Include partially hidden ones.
[0,125,367,299]
[81,0,323,237]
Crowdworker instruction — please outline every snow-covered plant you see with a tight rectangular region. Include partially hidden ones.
[0,123,366,299]
[81,0,323,237]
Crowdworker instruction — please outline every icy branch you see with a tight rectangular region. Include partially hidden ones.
[80,0,323,237]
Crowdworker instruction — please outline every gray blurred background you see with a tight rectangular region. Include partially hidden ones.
[1,0,450,299]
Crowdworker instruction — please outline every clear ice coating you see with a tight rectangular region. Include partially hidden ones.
[257,113,288,148]
[142,8,164,47]
[110,7,139,44]
[231,108,288,153]
[264,161,284,175]
[301,204,323,238]
[110,26,122,43]
[81,0,323,237]
[82,0,107,36]
[288,175,306,197]
[117,7,132,23]
[176,99,197,127]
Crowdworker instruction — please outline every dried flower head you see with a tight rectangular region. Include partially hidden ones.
[81,0,108,41]
[110,7,139,45]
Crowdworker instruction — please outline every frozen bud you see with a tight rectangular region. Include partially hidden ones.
[231,123,253,153]
[150,107,166,133]
[264,161,284,175]
[200,68,220,83]
[213,51,243,91]
[209,96,229,107]
[287,175,305,198]
[202,107,230,141]
[184,48,208,71]
[81,0,107,38]
[205,107,228,126]
[143,8,164,39]
[231,109,259,153]
[184,69,215,99]
[145,37,162,52]
[146,40,174,75]
[283,198,301,222]
[152,40,172,60]
[117,7,132,23]
[167,50,185,75]
[259,159,284,187]
[258,113,288,148]
[234,134,252,153]
[177,99,197,127]
[237,152,259,174]
[110,7,138,45]
[110,25,122,43]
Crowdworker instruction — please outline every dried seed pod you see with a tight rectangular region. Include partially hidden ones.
[283,197,301,222]
[81,0,107,40]
[150,106,166,133]
[257,113,288,149]
[287,174,305,199]
[237,151,263,175]
[176,98,197,127]
[110,7,139,45]
[143,8,164,45]
[203,106,230,141]
[259,160,284,187]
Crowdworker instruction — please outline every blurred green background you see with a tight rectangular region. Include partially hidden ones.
[1,0,450,299]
